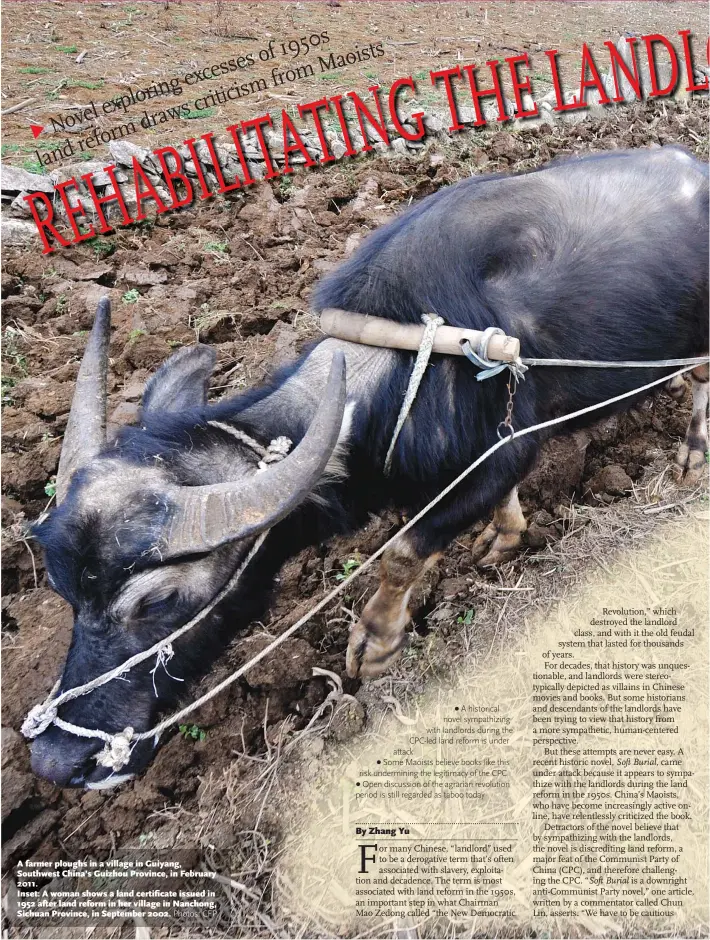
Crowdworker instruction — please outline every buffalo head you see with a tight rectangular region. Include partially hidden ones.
[29,299,346,788]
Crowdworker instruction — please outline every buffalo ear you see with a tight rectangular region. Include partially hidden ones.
[142,345,217,413]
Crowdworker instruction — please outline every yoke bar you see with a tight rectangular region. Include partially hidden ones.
[320,308,521,363]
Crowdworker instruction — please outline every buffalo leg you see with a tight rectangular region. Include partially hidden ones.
[673,364,709,485]
[346,539,441,679]
[471,486,527,568]
[346,444,538,679]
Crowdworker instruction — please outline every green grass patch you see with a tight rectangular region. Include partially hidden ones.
[3,328,27,363]
[68,79,105,90]
[19,66,51,75]
[1,376,17,406]
[2,328,28,406]
[128,217,155,233]
[21,158,43,174]
[55,44,79,54]
[179,724,207,742]
[3,143,48,156]
[122,290,141,305]
[335,558,361,581]
[92,238,115,259]
[182,107,216,120]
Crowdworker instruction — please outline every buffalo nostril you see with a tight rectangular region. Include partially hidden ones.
[31,740,73,787]
[30,734,103,788]
[68,751,105,788]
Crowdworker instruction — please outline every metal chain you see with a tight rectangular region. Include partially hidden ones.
[497,374,518,439]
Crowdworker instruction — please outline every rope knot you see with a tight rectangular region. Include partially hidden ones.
[150,642,184,697]
[96,727,134,772]
[21,702,58,739]
[258,436,292,472]
[460,329,529,383]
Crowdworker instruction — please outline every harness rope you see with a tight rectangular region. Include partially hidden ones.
[20,428,290,758]
[21,359,708,776]
[520,356,710,369]
[384,316,708,472]
[384,314,444,474]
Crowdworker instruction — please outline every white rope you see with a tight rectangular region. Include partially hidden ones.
[258,436,292,471]
[96,729,134,772]
[54,716,115,743]
[21,680,61,738]
[207,422,269,457]
[384,314,444,474]
[21,431,295,741]
[464,341,708,383]
[20,528,270,741]
[150,642,183,698]
[21,361,707,772]
[520,355,710,369]
[207,423,292,471]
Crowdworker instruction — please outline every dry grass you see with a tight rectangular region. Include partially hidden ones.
[272,478,708,939]
[109,467,708,940]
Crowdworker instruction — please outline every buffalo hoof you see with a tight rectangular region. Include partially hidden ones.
[672,441,708,486]
[472,521,524,568]
[346,619,408,679]
[665,375,687,401]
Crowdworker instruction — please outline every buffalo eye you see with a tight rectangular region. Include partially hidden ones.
[133,588,178,620]
[110,572,179,625]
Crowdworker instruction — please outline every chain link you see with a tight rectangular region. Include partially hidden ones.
[497,374,517,440]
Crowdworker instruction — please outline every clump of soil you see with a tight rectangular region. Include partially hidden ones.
[1,97,706,935]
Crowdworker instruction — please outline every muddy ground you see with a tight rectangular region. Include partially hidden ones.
[1,75,709,939]
[1,1,707,165]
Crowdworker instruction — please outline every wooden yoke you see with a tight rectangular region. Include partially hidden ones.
[320,308,520,362]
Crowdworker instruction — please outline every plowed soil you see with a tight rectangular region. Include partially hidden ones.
[1,0,706,161]
[2,55,708,940]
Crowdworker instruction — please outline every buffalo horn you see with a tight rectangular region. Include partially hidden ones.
[163,351,347,557]
[56,298,111,503]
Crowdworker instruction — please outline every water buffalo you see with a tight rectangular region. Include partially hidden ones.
[28,144,708,787]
